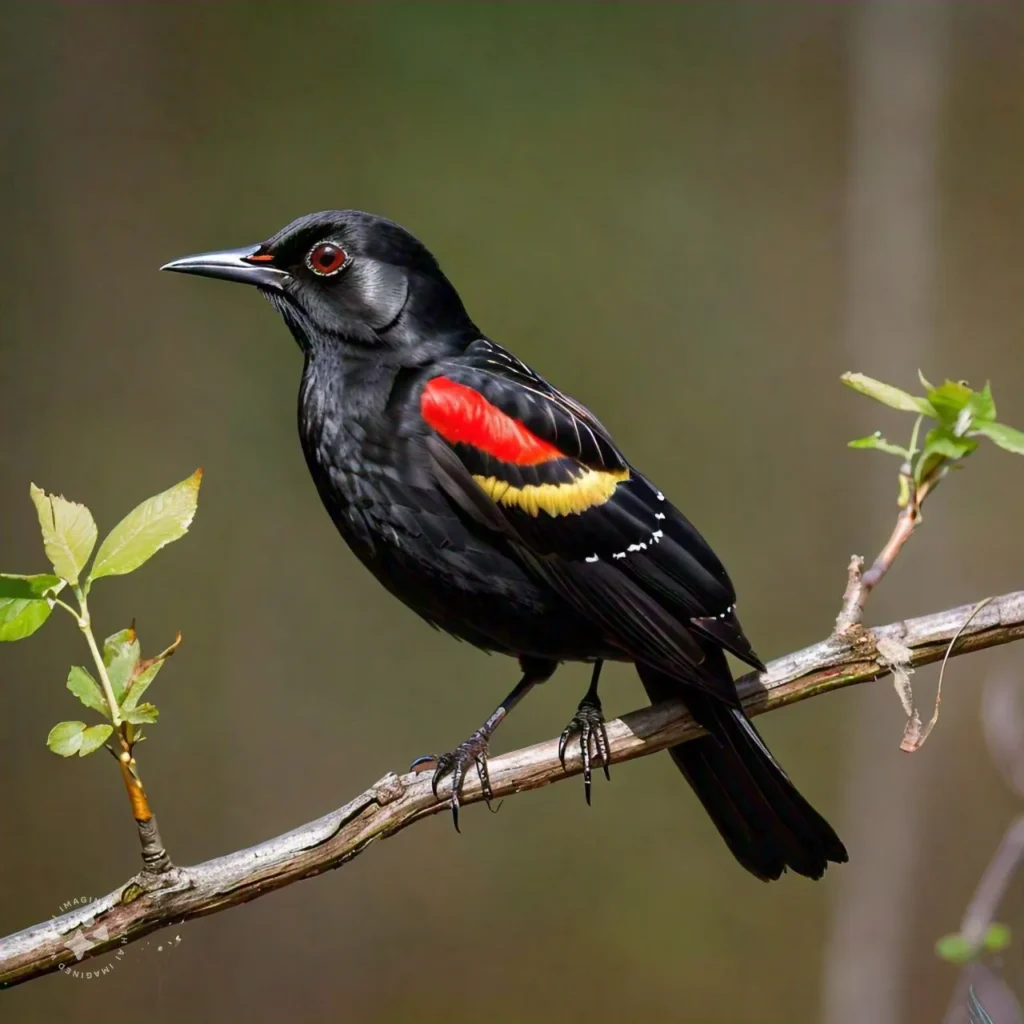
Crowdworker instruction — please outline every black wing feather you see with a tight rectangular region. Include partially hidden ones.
[423,338,764,677]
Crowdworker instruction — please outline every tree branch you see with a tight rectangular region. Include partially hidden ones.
[2,589,1024,988]
[834,471,938,636]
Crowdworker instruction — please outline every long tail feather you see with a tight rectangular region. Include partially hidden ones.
[638,662,848,881]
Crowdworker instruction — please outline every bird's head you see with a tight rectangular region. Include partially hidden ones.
[162,210,477,358]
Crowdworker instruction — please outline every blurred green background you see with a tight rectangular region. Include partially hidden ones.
[2,4,1023,1022]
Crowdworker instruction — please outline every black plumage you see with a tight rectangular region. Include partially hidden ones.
[162,210,847,881]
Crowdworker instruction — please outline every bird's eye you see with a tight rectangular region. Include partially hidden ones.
[305,242,349,277]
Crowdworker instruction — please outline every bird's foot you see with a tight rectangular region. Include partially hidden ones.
[410,730,492,832]
[558,694,611,805]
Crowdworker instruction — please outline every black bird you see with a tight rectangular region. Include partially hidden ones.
[162,210,847,881]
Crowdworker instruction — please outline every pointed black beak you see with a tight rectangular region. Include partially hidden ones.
[160,244,290,292]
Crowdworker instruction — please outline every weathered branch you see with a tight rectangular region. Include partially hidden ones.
[835,472,937,635]
[2,589,1024,988]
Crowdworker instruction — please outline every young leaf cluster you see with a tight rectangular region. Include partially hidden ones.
[935,922,1012,965]
[0,471,201,757]
[842,373,1024,506]
[47,630,181,756]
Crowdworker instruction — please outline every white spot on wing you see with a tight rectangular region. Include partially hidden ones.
[601,490,676,562]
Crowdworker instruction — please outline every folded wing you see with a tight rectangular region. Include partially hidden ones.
[420,339,764,691]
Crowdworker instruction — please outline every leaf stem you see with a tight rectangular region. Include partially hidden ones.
[69,587,169,868]
[73,586,122,727]
[908,414,924,459]
[49,597,80,620]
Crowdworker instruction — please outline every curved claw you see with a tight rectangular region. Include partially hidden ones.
[427,730,492,831]
[448,756,467,831]
[557,725,573,771]
[475,751,492,800]
[558,699,612,805]
[594,719,612,783]
[431,765,446,802]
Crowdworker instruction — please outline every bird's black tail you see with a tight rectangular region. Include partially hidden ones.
[637,662,848,881]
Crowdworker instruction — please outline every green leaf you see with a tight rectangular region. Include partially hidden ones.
[927,380,975,426]
[969,383,997,423]
[933,926,1010,963]
[47,720,86,757]
[29,485,97,585]
[89,469,203,581]
[918,369,935,391]
[0,573,62,599]
[122,631,181,711]
[102,628,140,704]
[841,373,935,415]
[848,433,910,458]
[0,573,61,641]
[983,922,1012,953]
[921,428,978,462]
[122,703,159,725]
[66,666,109,718]
[122,663,160,711]
[915,426,979,484]
[974,421,1024,456]
[935,932,978,965]
[78,723,113,756]
[102,627,136,664]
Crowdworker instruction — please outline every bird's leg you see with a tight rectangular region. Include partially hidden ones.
[558,661,611,805]
[411,657,555,831]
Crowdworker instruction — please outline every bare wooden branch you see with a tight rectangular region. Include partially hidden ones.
[834,473,937,635]
[2,589,1023,989]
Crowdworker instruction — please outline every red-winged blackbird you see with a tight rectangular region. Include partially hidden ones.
[163,210,847,881]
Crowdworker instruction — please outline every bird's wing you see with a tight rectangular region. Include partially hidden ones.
[419,339,764,686]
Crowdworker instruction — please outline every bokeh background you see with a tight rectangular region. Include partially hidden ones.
[2,4,1023,1022]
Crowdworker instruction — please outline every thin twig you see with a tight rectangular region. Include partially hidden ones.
[834,508,916,633]
[940,672,1024,1024]
[1,589,1023,989]
[834,475,938,636]
[52,595,170,872]
[982,673,1024,801]
[939,816,1024,1022]
[958,669,1024,948]
[836,555,865,632]
[117,751,172,874]
[959,817,1024,949]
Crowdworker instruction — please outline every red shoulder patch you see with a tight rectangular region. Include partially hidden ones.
[421,377,562,466]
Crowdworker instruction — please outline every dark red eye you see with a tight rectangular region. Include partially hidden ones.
[305,242,349,277]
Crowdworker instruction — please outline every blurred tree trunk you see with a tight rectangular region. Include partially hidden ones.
[822,5,950,1024]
